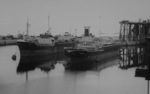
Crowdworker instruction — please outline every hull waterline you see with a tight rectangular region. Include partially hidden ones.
[64,45,121,69]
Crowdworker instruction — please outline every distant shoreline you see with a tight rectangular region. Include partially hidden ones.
[0,40,17,46]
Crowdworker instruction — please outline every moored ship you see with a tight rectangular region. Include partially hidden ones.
[17,18,56,56]
[17,32,56,56]
[64,26,121,69]
[17,33,75,57]
[17,19,75,57]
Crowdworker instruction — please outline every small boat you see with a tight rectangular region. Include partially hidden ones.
[64,26,121,69]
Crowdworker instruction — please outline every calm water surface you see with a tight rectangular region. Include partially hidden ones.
[0,45,148,94]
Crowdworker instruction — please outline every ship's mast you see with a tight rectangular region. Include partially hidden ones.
[47,15,51,34]
[99,16,101,37]
[48,15,50,32]
[70,27,71,35]
[26,17,31,36]
[75,28,77,36]
[27,18,29,35]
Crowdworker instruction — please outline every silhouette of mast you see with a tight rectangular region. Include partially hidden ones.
[99,16,101,37]
[47,15,51,34]
[27,18,29,35]
[26,17,31,35]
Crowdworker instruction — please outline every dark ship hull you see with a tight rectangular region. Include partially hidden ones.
[17,41,75,57]
[17,55,55,73]
[64,44,121,69]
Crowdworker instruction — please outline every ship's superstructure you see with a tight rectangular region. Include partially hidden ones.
[57,32,75,43]
[64,26,121,69]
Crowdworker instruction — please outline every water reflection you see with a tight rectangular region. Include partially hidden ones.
[119,46,146,69]
[64,49,121,71]
[2,45,150,94]
[119,45,150,71]
[17,51,67,73]
[118,40,150,94]
[12,47,122,94]
[17,55,56,73]
[17,49,121,74]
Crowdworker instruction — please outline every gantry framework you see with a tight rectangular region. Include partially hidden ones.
[119,20,150,42]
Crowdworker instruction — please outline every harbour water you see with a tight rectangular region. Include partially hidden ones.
[0,45,148,94]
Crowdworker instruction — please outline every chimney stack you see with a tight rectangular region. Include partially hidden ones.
[84,26,90,36]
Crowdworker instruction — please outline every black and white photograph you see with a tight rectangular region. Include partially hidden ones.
[0,0,150,94]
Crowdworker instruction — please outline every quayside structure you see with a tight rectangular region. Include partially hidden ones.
[119,19,150,46]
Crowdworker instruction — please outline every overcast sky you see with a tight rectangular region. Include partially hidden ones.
[0,0,150,36]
